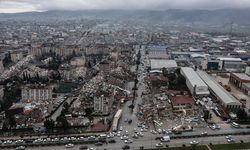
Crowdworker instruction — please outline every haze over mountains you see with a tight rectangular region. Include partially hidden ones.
[0,8,250,34]
[1,9,250,25]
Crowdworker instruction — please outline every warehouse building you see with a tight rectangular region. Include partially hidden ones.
[217,57,246,72]
[229,73,250,89]
[150,59,177,72]
[180,67,210,96]
[197,71,242,109]
[146,45,168,59]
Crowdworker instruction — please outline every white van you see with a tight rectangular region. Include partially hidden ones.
[161,136,170,142]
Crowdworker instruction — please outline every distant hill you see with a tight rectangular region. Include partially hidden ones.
[1,9,250,25]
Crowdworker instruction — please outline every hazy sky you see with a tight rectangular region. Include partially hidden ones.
[1,0,250,13]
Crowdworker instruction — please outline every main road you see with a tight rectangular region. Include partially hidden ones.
[24,135,250,150]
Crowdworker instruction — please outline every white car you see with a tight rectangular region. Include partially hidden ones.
[157,129,162,134]
[190,140,199,145]
[121,136,129,140]
[124,139,133,144]
[156,142,163,147]
[150,130,157,134]
[225,135,232,139]
[132,134,139,139]
[65,143,74,148]
[87,148,96,150]
[125,130,129,135]
[16,146,25,150]
[138,132,144,137]
[227,138,235,143]
[120,126,123,131]
[201,131,208,136]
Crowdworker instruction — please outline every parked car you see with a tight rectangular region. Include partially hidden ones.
[108,139,116,143]
[79,145,88,150]
[65,143,74,148]
[156,142,163,147]
[16,146,25,150]
[95,142,103,146]
[190,140,199,145]
[124,139,133,144]
[122,145,130,149]
[227,138,235,143]
[201,131,208,136]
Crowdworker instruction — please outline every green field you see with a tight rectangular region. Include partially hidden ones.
[210,142,250,150]
[145,146,209,150]
[144,142,250,150]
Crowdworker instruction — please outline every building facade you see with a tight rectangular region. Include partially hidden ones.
[229,73,250,89]
[11,51,23,62]
[21,85,53,102]
[94,95,109,115]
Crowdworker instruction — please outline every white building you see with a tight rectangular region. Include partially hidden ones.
[0,85,4,102]
[11,51,23,63]
[217,57,246,72]
[0,60,4,74]
[94,95,109,115]
[150,59,177,72]
[245,66,250,76]
[197,71,242,109]
[180,67,210,96]
[21,85,53,102]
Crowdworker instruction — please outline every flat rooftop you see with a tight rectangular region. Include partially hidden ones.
[150,59,177,69]
[197,70,241,105]
[231,73,250,81]
[181,67,208,88]
[217,57,242,62]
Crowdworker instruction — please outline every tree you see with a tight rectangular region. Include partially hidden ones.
[63,102,70,111]
[162,67,168,77]
[85,108,93,116]
[203,110,211,121]
[237,109,248,120]
[56,115,69,130]
[44,119,55,132]
[8,115,16,128]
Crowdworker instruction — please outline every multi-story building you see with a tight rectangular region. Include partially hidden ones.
[0,85,4,102]
[99,60,110,74]
[0,60,4,74]
[11,51,23,62]
[94,95,109,115]
[29,43,81,57]
[217,57,247,72]
[21,84,53,102]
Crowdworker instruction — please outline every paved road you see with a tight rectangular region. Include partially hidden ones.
[50,96,73,121]
[23,135,250,150]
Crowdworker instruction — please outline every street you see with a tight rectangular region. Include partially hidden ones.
[23,135,250,150]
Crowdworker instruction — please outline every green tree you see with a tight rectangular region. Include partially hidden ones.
[237,109,248,120]
[63,102,70,111]
[203,110,211,121]
[44,119,55,132]
[85,108,93,116]
[56,115,69,130]
[162,67,168,77]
